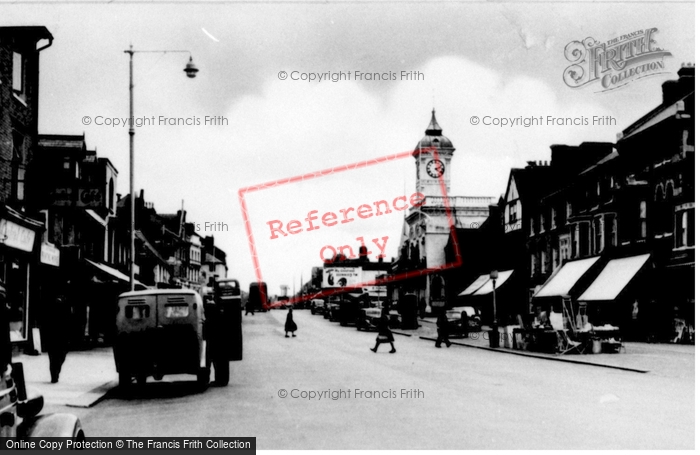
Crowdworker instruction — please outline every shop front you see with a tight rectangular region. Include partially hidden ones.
[577,254,651,338]
[0,205,45,348]
[457,269,515,325]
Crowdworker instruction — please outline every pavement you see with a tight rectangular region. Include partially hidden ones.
[12,311,693,411]
[393,317,695,378]
[12,347,117,408]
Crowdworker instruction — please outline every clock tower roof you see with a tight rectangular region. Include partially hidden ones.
[414,109,454,154]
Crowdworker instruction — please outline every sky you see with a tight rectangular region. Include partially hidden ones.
[2,1,694,296]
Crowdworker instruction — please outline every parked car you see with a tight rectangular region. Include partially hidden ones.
[310,299,325,315]
[0,302,84,442]
[445,306,481,336]
[325,296,341,320]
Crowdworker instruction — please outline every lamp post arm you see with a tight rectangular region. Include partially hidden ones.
[124,46,196,291]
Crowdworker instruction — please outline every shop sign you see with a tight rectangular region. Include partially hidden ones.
[0,219,36,252]
[50,187,104,208]
[40,242,61,267]
[77,188,104,208]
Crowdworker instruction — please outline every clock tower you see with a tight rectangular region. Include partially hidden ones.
[413,109,455,197]
[398,110,493,313]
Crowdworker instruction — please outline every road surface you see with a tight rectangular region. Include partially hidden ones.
[56,310,694,449]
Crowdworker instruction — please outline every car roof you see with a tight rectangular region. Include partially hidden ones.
[119,289,200,298]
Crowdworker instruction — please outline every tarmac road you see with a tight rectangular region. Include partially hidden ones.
[58,310,694,449]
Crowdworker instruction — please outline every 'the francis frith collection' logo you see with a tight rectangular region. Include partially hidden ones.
[563,28,673,92]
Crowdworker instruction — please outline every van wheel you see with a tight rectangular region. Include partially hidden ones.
[214,361,230,386]
[119,369,132,391]
[197,367,210,391]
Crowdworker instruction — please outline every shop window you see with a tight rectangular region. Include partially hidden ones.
[571,224,579,258]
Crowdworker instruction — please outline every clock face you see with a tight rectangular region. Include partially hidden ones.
[426,159,445,178]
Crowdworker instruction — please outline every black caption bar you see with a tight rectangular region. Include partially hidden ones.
[2,437,256,451]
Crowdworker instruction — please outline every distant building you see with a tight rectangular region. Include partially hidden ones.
[201,235,228,286]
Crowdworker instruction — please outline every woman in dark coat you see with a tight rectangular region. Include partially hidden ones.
[370,308,396,353]
[44,292,71,383]
[460,311,470,338]
[285,307,297,337]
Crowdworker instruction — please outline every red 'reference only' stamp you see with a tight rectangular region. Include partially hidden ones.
[238,147,463,308]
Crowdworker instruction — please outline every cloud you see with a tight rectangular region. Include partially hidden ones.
[172,55,619,292]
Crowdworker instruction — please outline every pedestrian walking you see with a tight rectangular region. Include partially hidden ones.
[285,307,297,337]
[435,312,451,348]
[245,299,254,316]
[370,308,396,353]
[460,311,470,338]
[44,290,72,383]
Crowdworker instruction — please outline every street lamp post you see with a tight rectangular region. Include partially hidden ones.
[489,269,499,348]
[125,45,199,291]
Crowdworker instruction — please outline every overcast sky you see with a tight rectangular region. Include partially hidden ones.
[3,1,694,295]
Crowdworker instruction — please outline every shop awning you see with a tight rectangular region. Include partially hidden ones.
[86,259,146,288]
[534,256,601,298]
[85,209,107,227]
[471,270,514,296]
[578,254,650,301]
[458,274,490,296]
[458,270,514,296]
